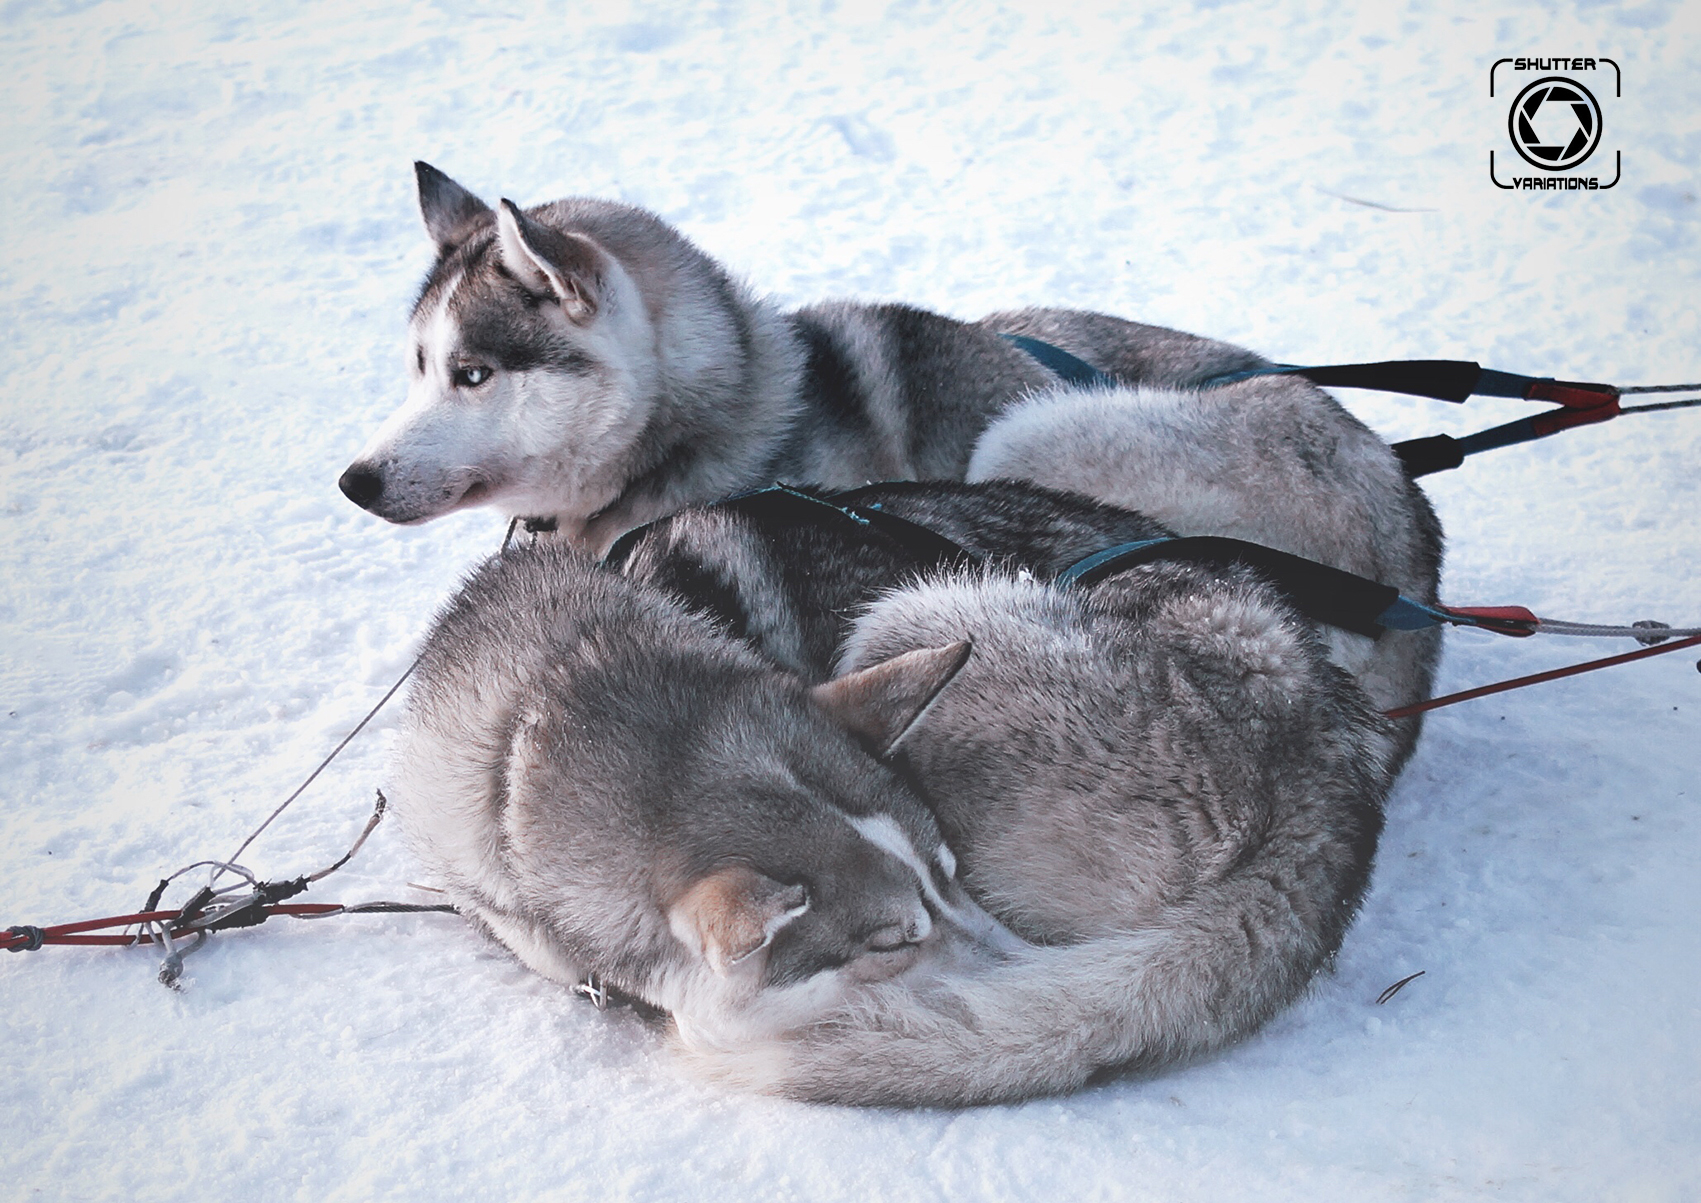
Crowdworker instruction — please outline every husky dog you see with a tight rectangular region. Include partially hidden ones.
[692,553,1394,1105]
[338,163,1397,556]
[393,479,1404,1105]
[391,546,1021,1051]
[608,480,1397,1103]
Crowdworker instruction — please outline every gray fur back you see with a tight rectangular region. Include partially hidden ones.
[969,380,1443,769]
[843,564,1389,945]
[692,559,1394,1105]
[771,303,1298,492]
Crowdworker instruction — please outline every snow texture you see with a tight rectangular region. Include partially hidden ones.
[2,2,1697,1200]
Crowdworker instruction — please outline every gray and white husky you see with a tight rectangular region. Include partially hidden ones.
[338,163,1428,566]
[393,477,1404,1106]
[339,162,1442,714]
[700,553,1393,1106]
[392,546,1021,1053]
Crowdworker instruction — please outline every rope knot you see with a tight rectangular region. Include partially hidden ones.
[6,924,46,952]
[1632,619,1672,647]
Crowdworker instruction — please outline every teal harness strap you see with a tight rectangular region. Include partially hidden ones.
[998,333,1116,389]
[1053,539,1173,590]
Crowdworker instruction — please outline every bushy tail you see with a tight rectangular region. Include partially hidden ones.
[682,869,1341,1107]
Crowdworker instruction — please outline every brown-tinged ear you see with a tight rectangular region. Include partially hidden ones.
[496,199,605,322]
[811,641,972,758]
[668,865,809,976]
[415,161,491,252]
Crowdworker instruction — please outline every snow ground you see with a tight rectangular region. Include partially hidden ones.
[1,2,1697,1199]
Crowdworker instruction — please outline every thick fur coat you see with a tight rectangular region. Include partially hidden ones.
[692,558,1392,1105]
[339,165,1428,570]
[393,478,1409,1105]
[392,548,1020,1053]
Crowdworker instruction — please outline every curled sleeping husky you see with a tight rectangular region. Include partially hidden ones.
[338,163,1433,567]
[392,477,1415,1106]
[707,554,1392,1105]
[393,547,1023,1053]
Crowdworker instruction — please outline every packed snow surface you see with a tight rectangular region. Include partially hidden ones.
[2,2,1697,1200]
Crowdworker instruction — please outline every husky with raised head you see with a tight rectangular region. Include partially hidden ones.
[391,545,1022,1050]
[337,162,1422,561]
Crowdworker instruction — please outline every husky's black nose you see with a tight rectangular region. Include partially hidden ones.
[339,464,384,509]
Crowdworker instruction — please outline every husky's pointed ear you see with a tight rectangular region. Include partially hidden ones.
[812,641,972,758]
[668,865,809,976]
[496,199,603,322]
[415,161,491,253]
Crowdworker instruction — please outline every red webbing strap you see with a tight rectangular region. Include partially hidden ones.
[1529,398,1621,436]
[1525,379,1619,409]
[1440,605,1539,636]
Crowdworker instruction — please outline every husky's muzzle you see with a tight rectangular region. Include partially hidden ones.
[337,459,494,524]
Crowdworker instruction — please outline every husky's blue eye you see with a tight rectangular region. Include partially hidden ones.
[453,365,492,388]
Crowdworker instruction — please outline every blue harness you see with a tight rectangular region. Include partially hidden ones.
[997,333,1116,389]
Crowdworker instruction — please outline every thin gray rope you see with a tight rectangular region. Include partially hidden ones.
[1617,382,1701,394]
[211,658,420,886]
[1533,619,1701,640]
[210,519,543,889]
[1619,397,1701,414]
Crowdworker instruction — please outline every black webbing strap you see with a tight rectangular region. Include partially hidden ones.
[1199,359,1625,478]
[1198,359,1617,407]
[602,485,980,574]
[608,489,1403,639]
[1056,536,1400,639]
[1291,359,1486,402]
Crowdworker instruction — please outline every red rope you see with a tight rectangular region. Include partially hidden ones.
[3,904,345,951]
[1386,633,1701,719]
